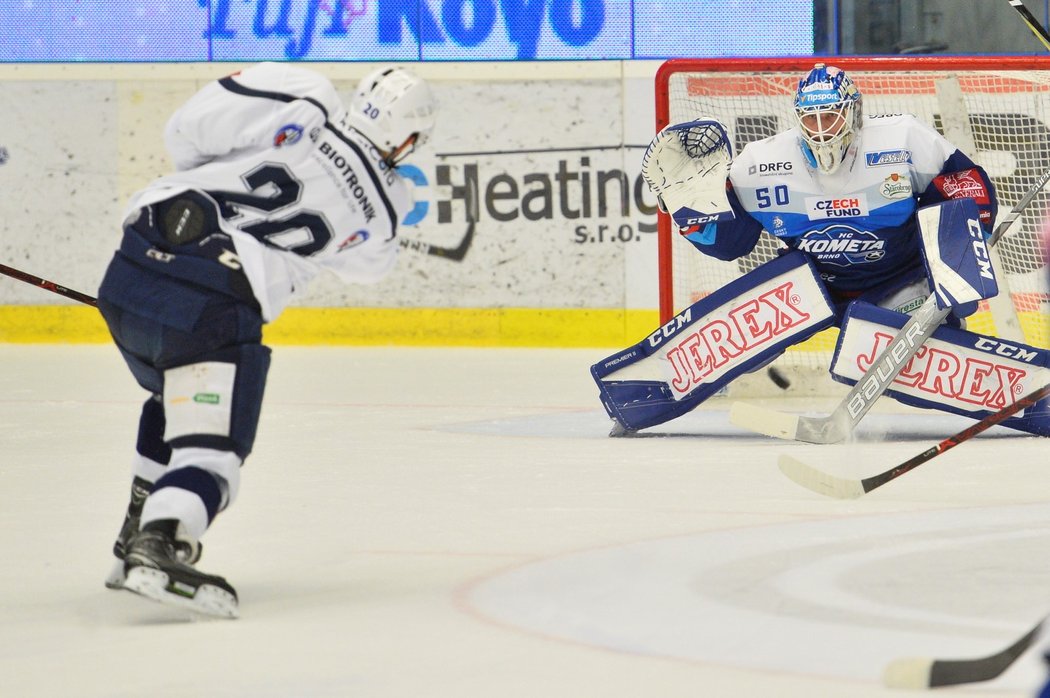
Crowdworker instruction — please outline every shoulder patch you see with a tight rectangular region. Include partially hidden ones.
[337,229,370,251]
[274,124,304,147]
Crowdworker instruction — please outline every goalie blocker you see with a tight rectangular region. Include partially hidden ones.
[831,302,1050,436]
[591,252,835,432]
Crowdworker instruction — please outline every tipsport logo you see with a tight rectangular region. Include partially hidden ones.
[398,152,660,261]
[202,0,608,60]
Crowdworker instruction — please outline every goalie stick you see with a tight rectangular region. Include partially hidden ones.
[0,262,97,307]
[730,162,1050,444]
[883,615,1046,689]
[1006,0,1050,52]
[777,382,1050,499]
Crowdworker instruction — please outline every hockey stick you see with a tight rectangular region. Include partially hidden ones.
[730,163,1050,443]
[3,225,474,312]
[399,221,475,261]
[778,382,1050,499]
[883,616,1045,689]
[1006,0,1050,51]
[0,262,98,307]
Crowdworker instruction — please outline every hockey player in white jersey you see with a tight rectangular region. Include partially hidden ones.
[97,62,436,617]
[593,64,1050,437]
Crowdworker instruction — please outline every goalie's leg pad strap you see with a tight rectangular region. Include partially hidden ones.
[831,302,1050,435]
[591,252,836,431]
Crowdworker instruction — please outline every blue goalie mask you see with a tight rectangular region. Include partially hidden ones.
[794,64,862,175]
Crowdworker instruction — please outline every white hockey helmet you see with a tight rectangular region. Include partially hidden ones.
[793,63,862,174]
[348,66,436,166]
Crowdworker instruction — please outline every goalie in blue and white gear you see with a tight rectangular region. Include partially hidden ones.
[593,63,1050,436]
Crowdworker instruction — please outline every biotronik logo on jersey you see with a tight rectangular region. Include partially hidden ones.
[796,226,887,266]
[399,154,660,258]
[200,0,608,59]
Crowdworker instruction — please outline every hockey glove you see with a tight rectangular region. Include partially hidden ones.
[641,118,735,232]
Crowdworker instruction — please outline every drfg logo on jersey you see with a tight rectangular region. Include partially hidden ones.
[656,281,816,397]
[748,161,792,176]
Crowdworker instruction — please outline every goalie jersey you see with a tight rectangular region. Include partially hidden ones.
[124,62,411,321]
[684,114,998,298]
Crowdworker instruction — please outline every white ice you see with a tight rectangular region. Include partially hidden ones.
[1,344,1048,697]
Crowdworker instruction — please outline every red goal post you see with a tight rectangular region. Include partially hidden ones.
[655,56,1050,381]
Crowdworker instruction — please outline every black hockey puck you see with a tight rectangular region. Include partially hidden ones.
[767,367,791,390]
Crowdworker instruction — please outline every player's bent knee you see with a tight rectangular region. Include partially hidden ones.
[161,344,271,459]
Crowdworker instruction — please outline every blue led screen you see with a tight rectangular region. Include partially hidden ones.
[0,1,814,62]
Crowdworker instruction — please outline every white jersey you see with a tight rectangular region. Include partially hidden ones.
[699,113,995,294]
[125,62,411,321]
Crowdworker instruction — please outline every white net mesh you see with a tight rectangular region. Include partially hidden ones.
[660,60,1050,384]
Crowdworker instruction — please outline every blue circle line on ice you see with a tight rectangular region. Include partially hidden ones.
[456,503,1050,684]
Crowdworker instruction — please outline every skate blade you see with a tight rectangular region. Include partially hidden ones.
[104,559,126,590]
[122,566,239,619]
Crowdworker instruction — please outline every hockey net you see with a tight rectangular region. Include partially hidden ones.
[657,57,1050,393]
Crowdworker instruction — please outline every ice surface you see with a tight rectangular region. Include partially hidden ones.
[1,344,1047,697]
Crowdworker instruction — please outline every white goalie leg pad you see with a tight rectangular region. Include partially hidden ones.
[832,302,1050,434]
[917,198,998,314]
[591,251,836,431]
[162,361,237,442]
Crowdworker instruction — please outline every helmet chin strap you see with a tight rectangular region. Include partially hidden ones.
[382,133,419,168]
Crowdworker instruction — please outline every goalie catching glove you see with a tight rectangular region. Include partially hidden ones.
[641,118,735,233]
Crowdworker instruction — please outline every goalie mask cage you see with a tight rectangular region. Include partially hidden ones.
[657,56,1050,388]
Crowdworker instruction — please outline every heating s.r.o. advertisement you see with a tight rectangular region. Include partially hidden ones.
[0,69,665,312]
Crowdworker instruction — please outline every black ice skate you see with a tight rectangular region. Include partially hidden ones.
[105,477,202,589]
[121,519,237,619]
